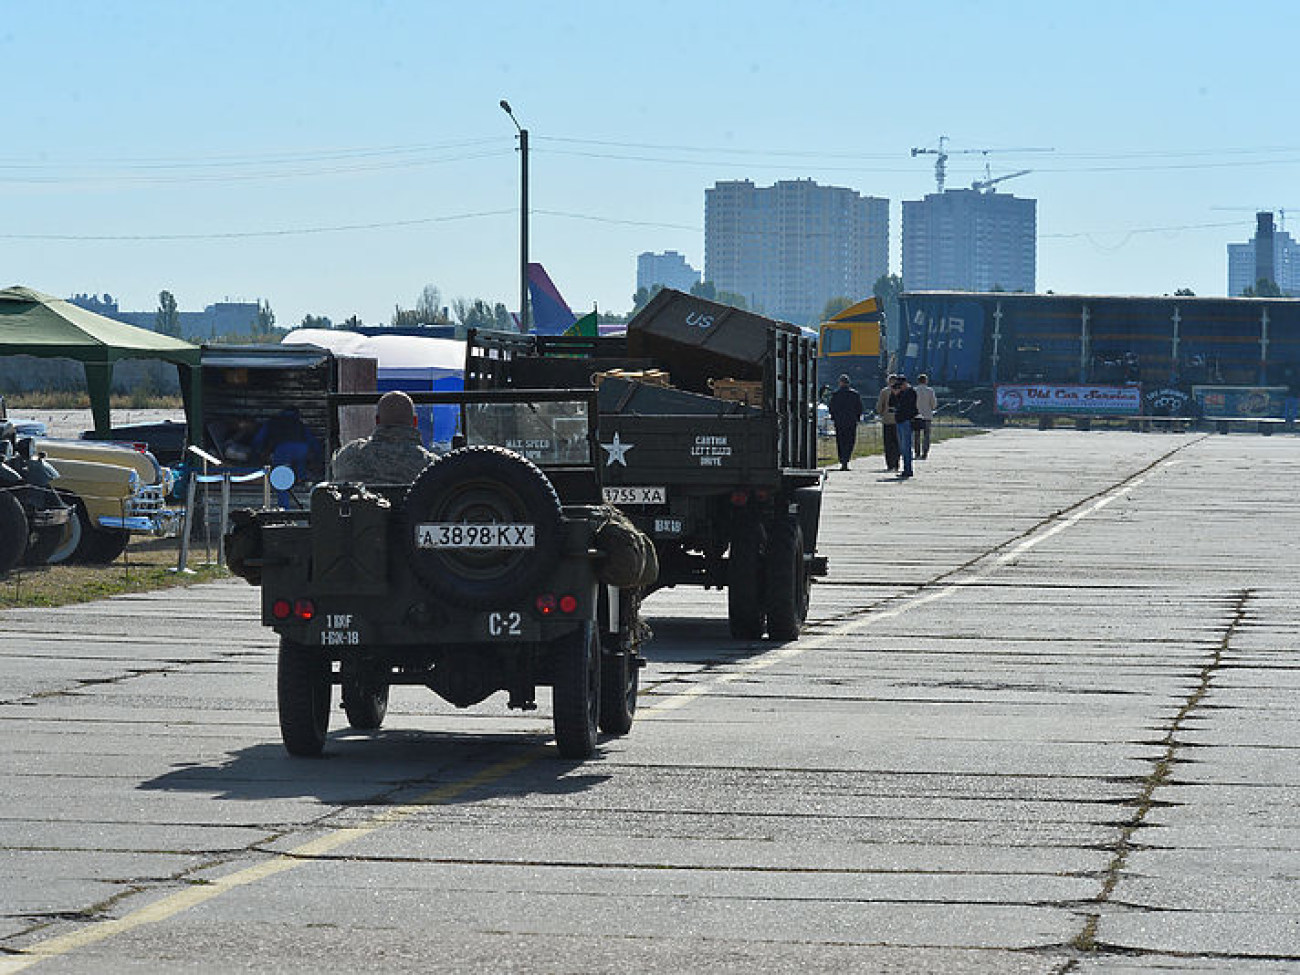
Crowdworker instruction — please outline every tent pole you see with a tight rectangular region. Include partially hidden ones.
[180,363,203,452]
[84,362,114,435]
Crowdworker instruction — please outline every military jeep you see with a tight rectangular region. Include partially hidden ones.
[227,389,655,761]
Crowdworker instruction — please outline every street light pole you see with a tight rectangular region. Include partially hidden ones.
[499,99,529,332]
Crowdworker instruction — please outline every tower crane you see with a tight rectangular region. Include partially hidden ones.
[971,169,1031,193]
[910,137,1053,193]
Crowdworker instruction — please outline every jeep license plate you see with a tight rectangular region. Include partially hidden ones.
[602,486,666,505]
[481,611,540,640]
[416,524,535,549]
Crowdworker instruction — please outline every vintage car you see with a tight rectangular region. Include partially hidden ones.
[34,439,181,564]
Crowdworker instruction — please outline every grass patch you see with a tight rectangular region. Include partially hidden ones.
[817,419,987,467]
[0,538,229,610]
[4,391,184,411]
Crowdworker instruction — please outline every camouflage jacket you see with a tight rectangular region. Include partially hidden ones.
[330,425,436,484]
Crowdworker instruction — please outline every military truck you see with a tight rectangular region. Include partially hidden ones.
[226,388,656,761]
[466,288,826,641]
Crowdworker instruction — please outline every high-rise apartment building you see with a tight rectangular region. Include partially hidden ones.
[637,251,701,294]
[902,189,1036,292]
[1227,213,1299,296]
[704,179,889,325]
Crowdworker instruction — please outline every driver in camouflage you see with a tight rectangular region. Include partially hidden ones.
[330,390,437,483]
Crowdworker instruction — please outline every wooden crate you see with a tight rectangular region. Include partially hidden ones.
[708,378,764,408]
[591,368,671,387]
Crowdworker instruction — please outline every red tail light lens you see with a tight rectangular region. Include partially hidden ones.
[558,594,578,614]
[535,594,557,616]
[271,599,291,620]
[294,599,315,621]
[730,490,749,506]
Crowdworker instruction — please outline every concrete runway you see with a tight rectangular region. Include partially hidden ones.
[2,428,1298,973]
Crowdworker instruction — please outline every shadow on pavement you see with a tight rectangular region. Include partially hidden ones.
[137,729,612,804]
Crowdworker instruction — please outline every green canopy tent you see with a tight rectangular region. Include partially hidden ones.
[0,286,201,437]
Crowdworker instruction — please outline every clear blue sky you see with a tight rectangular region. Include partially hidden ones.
[3,0,1295,328]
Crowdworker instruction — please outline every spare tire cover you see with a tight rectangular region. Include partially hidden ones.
[403,446,563,608]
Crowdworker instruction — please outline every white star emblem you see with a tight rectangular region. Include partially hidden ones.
[600,432,634,466]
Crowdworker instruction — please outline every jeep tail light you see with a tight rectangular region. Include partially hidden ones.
[535,593,557,616]
[271,599,292,620]
[294,599,315,621]
[730,490,749,506]
[558,594,578,614]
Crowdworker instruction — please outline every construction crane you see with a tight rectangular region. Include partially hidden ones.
[910,136,1053,193]
[972,169,1031,193]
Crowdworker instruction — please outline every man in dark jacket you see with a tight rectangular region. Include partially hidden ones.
[891,375,918,479]
[828,374,864,471]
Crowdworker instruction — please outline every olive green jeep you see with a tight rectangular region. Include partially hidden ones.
[227,389,656,760]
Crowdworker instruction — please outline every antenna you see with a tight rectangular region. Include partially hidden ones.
[910,137,1053,193]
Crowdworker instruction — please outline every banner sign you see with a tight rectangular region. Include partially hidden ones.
[996,384,1142,416]
[1191,386,1288,419]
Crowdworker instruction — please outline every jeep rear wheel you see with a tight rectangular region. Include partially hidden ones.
[598,649,637,736]
[598,596,640,736]
[404,447,563,609]
[278,638,331,756]
[553,623,600,759]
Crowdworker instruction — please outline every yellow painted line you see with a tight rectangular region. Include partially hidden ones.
[1,459,1175,970]
[0,751,539,973]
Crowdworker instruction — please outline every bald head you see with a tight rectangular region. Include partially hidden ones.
[376,390,416,427]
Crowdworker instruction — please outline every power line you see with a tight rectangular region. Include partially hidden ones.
[0,209,516,241]
[0,149,514,186]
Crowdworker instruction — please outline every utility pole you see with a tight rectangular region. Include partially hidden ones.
[500,100,529,332]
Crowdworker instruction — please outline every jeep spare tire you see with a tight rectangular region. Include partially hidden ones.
[404,446,563,608]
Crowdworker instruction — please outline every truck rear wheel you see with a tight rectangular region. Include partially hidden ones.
[727,524,766,640]
[0,491,28,575]
[404,447,563,609]
[553,623,600,759]
[278,638,331,756]
[766,519,810,641]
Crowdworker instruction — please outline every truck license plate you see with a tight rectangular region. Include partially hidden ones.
[416,524,535,549]
[602,486,666,505]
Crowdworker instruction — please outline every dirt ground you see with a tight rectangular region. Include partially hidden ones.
[11,408,184,440]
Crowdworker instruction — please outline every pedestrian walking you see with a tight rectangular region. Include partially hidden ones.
[828,374,864,470]
[875,375,900,472]
[914,373,938,460]
[891,375,918,479]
